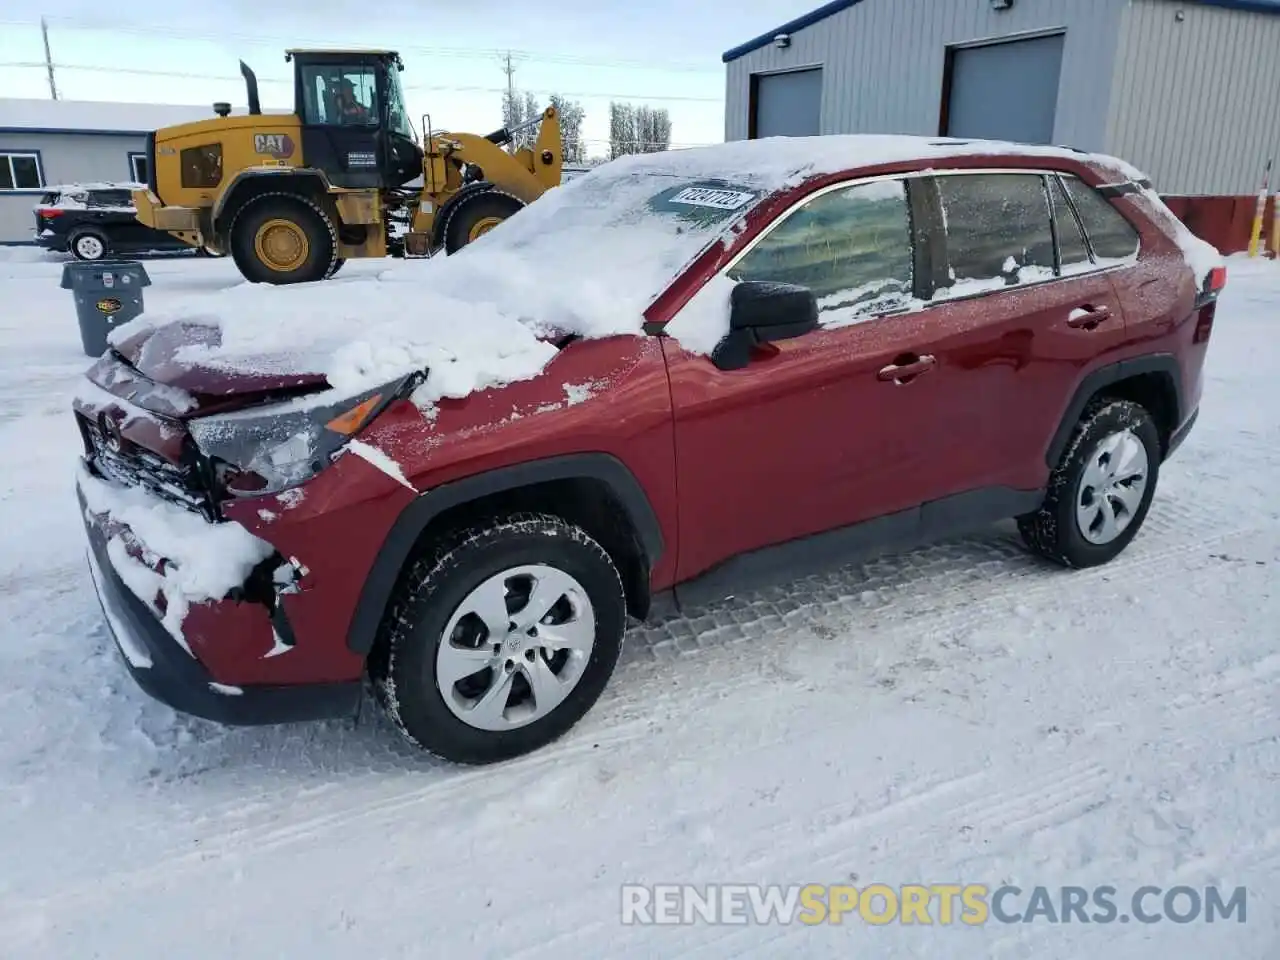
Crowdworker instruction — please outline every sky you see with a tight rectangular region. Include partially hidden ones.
[0,0,813,157]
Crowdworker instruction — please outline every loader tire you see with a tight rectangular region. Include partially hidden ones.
[442,190,525,254]
[230,193,338,285]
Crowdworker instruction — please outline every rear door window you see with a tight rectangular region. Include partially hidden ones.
[936,173,1056,293]
[1062,176,1141,261]
[728,178,915,325]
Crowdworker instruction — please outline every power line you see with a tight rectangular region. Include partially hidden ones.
[0,60,725,104]
[0,16,722,74]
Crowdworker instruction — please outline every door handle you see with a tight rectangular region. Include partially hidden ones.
[877,354,937,383]
[1067,305,1112,329]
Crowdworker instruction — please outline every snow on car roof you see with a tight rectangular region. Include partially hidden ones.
[106,135,1193,415]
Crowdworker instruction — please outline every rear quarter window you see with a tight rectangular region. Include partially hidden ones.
[1062,176,1141,261]
[88,190,134,208]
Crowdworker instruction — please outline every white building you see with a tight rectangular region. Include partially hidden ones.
[0,98,217,245]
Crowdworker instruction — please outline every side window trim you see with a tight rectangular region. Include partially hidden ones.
[708,166,1140,323]
[1040,174,1064,275]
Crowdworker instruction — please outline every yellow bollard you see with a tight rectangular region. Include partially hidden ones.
[1247,159,1271,258]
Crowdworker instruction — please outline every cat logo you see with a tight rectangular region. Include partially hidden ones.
[96,297,122,315]
[253,133,295,158]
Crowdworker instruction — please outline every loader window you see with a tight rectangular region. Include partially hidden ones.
[385,65,415,140]
[301,64,378,127]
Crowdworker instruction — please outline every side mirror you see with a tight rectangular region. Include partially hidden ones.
[712,281,819,370]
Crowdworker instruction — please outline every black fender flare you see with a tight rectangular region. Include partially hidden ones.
[213,168,333,234]
[430,180,497,250]
[1045,354,1184,467]
[346,453,664,655]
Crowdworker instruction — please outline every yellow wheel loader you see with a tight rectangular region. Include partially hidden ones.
[131,51,562,284]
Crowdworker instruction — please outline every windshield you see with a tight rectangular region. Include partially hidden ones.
[385,65,415,141]
[443,165,769,329]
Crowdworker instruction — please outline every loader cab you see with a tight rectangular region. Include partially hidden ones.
[288,49,423,190]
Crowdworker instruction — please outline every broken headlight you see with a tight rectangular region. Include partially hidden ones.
[189,374,420,496]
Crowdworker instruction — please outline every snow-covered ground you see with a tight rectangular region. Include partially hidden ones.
[0,248,1276,958]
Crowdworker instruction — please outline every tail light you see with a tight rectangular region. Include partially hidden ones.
[37,208,64,218]
[1207,266,1227,294]
[1193,265,1227,312]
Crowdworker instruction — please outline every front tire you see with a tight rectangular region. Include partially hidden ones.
[70,229,109,261]
[229,193,337,284]
[370,514,626,764]
[1019,398,1161,568]
[442,189,525,254]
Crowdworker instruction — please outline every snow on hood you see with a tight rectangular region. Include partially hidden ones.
[106,135,1168,409]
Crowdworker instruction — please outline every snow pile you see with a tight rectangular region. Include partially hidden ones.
[78,463,274,644]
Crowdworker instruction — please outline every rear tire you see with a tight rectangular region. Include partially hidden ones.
[70,229,109,261]
[442,190,525,254]
[229,193,337,284]
[1018,398,1161,568]
[370,513,625,764]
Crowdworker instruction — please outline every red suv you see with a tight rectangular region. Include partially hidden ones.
[74,137,1225,763]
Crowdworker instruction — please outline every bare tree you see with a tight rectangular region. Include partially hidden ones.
[515,91,542,150]
[501,87,525,141]
[609,102,634,160]
[549,94,587,164]
[609,102,672,158]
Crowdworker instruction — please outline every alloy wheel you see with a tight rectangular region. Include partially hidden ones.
[75,235,105,260]
[436,564,596,731]
[1076,428,1149,545]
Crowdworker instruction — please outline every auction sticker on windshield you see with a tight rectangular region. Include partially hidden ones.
[648,180,762,226]
[669,187,757,211]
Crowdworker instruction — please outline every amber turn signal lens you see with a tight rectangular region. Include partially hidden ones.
[326,394,382,435]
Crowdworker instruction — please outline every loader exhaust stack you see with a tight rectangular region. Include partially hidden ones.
[239,60,262,115]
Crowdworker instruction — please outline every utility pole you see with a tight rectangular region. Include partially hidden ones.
[41,18,58,100]
[501,52,518,153]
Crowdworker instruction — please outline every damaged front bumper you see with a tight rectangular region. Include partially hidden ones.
[79,483,362,726]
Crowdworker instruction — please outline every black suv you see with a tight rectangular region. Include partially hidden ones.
[34,184,191,261]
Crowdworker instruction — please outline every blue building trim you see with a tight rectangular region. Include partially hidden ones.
[1193,0,1280,13]
[722,0,864,63]
[0,127,151,137]
[722,0,1280,63]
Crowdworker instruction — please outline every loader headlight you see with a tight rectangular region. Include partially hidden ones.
[190,373,420,496]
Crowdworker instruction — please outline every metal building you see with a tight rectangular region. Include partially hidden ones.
[723,0,1280,197]
[0,99,214,245]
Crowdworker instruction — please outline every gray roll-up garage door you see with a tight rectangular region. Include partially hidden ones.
[945,34,1065,144]
[752,68,822,138]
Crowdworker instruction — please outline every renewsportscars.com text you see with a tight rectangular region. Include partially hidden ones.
[621,883,1247,926]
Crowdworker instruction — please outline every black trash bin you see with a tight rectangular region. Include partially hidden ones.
[61,260,151,357]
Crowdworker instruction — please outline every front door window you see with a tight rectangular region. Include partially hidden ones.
[728,179,915,327]
[300,64,378,126]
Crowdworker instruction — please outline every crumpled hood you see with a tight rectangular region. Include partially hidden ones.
[112,320,330,397]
